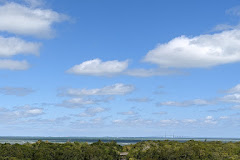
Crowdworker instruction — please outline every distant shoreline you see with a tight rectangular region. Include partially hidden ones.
[0,136,239,145]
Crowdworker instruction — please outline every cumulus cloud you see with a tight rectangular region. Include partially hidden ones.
[226,84,240,93]
[204,116,217,125]
[16,105,43,117]
[58,84,133,108]
[0,59,30,70]
[0,105,44,124]
[144,30,240,68]
[57,83,133,109]
[221,94,240,103]
[157,99,213,107]
[155,84,240,111]
[67,59,128,76]
[0,2,68,38]
[0,87,34,96]
[0,36,40,57]
[67,58,184,77]
[63,83,135,96]
[220,84,240,104]
[0,1,68,71]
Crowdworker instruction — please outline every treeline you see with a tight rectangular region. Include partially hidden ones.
[124,140,240,160]
[0,140,240,159]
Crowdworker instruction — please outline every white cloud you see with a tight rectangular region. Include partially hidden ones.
[144,30,240,68]
[14,105,44,117]
[181,119,197,123]
[158,119,179,126]
[77,107,108,117]
[58,84,130,108]
[112,116,224,128]
[157,99,213,107]
[208,107,229,113]
[0,36,40,57]
[65,83,135,96]
[90,117,105,125]
[232,105,240,109]
[219,84,240,104]
[0,105,44,124]
[0,36,39,70]
[221,94,240,103]
[71,117,108,127]
[67,59,128,76]
[76,113,93,117]
[58,98,96,108]
[23,0,45,8]
[24,116,71,126]
[67,98,95,105]
[112,119,123,124]
[0,2,68,38]
[0,59,30,70]
[25,108,42,114]
[57,83,133,108]
[226,84,240,93]
[112,118,153,126]
[0,1,68,71]
[155,84,240,112]
[86,107,108,114]
[204,116,217,124]
[226,6,240,16]
[213,24,240,32]
[67,59,184,77]
[0,87,34,96]
[219,116,229,120]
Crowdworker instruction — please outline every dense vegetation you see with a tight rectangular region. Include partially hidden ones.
[124,140,240,160]
[0,140,239,159]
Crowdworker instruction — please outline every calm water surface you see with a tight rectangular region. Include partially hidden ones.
[0,137,239,145]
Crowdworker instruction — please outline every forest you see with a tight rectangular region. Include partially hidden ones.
[0,140,239,160]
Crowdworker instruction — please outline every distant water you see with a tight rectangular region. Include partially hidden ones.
[0,137,239,145]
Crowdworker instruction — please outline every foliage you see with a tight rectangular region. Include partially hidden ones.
[123,140,240,160]
[0,140,122,160]
[0,140,240,159]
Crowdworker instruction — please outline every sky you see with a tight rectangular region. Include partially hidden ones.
[0,0,240,137]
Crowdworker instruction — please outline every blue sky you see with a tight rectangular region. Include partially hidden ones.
[0,0,240,137]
